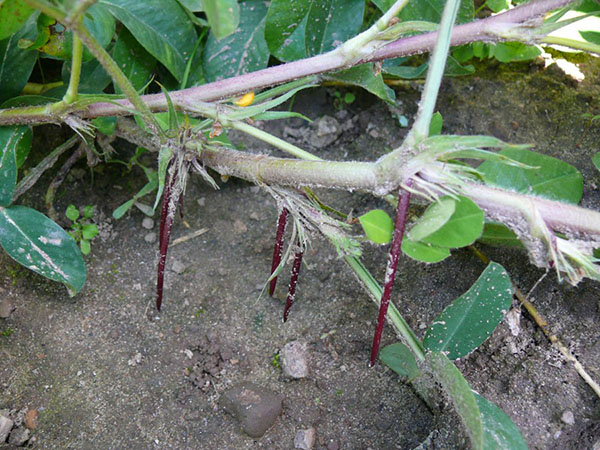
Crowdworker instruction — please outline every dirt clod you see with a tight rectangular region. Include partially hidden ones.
[281,341,309,379]
[8,427,30,446]
[219,382,283,438]
[294,427,316,449]
[0,299,14,318]
[24,409,37,430]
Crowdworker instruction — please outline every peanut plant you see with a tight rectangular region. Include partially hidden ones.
[1,0,600,447]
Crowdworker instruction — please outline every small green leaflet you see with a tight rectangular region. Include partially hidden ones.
[479,148,583,204]
[592,152,600,172]
[379,342,421,381]
[426,351,483,449]
[0,205,86,295]
[406,197,455,242]
[401,240,450,263]
[373,0,473,25]
[203,0,269,82]
[326,64,395,104]
[359,209,393,244]
[479,222,523,248]
[423,262,513,360]
[429,111,443,136]
[202,0,240,40]
[0,126,31,206]
[421,196,484,248]
[475,393,528,449]
[0,0,34,40]
[99,0,197,82]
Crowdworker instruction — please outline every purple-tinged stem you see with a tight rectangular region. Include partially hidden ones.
[156,166,179,311]
[178,189,184,219]
[369,179,413,367]
[269,207,289,296]
[283,246,304,322]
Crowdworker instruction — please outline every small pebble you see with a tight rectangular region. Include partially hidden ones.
[281,341,309,379]
[144,232,157,244]
[326,441,340,450]
[219,382,283,438]
[250,186,260,194]
[0,299,15,319]
[560,410,575,426]
[249,212,260,221]
[197,197,206,207]
[294,427,316,449]
[233,219,248,234]
[8,427,30,446]
[24,409,37,430]
[0,415,13,443]
[142,217,154,230]
[171,260,187,274]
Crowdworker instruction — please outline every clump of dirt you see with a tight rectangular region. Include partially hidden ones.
[186,332,236,394]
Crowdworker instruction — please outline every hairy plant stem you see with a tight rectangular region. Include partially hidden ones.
[63,33,83,104]
[542,35,600,55]
[370,181,412,366]
[4,0,577,126]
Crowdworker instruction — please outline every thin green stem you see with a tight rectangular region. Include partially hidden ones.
[344,255,425,361]
[66,0,98,24]
[542,36,600,55]
[63,32,83,104]
[406,0,461,145]
[22,0,65,21]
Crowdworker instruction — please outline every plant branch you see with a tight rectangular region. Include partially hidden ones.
[5,0,576,126]
[63,32,83,104]
[542,36,600,55]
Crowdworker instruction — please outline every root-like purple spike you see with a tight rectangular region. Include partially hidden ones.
[283,246,303,322]
[157,167,179,311]
[269,207,289,296]
[369,180,412,367]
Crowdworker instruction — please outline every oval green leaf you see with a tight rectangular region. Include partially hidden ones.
[422,195,484,248]
[305,0,364,56]
[423,262,513,360]
[0,125,31,206]
[203,0,269,82]
[479,148,583,204]
[479,222,523,248]
[406,197,455,242]
[99,0,197,82]
[426,351,483,449]
[379,342,421,381]
[202,0,240,40]
[326,64,395,104]
[474,393,528,450]
[358,209,393,244]
[264,0,309,61]
[0,0,34,40]
[0,205,86,295]
[111,27,156,94]
[401,239,450,263]
[0,13,37,104]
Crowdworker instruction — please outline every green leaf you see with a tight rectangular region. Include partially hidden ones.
[82,224,98,240]
[479,148,583,204]
[62,57,112,94]
[112,198,135,219]
[479,222,523,248]
[78,4,115,62]
[99,0,197,82]
[396,0,473,25]
[65,204,80,221]
[111,27,156,94]
[82,205,94,219]
[486,0,509,13]
[383,58,428,80]
[490,42,541,63]
[79,239,91,255]
[401,239,450,263]
[159,84,179,132]
[305,0,364,56]
[429,111,443,136]
[592,152,600,172]
[91,116,117,135]
[0,205,86,295]
[423,262,513,360]
[179,0,204,11]
[426,351,483,449]
[203,0,269,82]
[474,393,528,450]
[202,0,240,40]
[422,196,484,248]
[326,64,395,104]
[406,197,455,242]
[153,146,174,211]
[265,0,309,61]
[379,342,421,381]
[580,30,600,45]
[0,126,30,206]
[252,111,312,122]
[359,209,393,244]
[0,0,34,40]
[0,13,37,104]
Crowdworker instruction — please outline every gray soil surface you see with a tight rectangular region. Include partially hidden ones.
[1,54,600,449]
